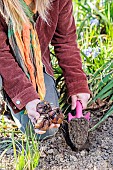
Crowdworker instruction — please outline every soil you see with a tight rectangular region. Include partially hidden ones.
[0,110,113,170]
[64,117,89,150]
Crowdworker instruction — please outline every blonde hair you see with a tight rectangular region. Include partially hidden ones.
[0,0,51,30]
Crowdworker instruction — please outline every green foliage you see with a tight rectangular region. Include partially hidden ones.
[0,122,40,170]
[12,130,40,170]
[73,0,113,73]
[89,105,113,131]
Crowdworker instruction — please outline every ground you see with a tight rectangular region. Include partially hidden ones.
[0,111,113,170]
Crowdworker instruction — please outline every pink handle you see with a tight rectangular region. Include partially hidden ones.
[76,100,83,118]
[68,100,90,122]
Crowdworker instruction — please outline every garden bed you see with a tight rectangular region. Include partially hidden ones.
[0,110,113,170]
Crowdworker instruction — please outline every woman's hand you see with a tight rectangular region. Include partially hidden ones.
[71,93,90,110]
[26,99,45,134]
[25,99,60,134]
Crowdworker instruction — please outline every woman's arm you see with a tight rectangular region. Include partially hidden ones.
[51,0,90,98]
[0,15,39,110]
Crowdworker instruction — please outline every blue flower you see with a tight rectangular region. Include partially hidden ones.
[90,18,99,26]
[80,32,84,37]
[87,47,92,53]
[83,48,92,57]
[83,47,100,58]
[92,48,100,58]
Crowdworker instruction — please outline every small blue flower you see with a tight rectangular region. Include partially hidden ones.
[90,18,99,26]
[92,48,100,58]
[83,47,100,58]
[80,32,84,37]
[83,49,91,57]
[87,47,92,53]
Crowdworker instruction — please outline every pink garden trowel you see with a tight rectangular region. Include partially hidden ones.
[61,100,91,151]
[68,100,90,122]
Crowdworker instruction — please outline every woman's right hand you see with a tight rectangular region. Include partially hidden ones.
[25,99,60,134]
[26,99,46,134]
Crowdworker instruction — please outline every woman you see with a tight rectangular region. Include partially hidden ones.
[0,0,90,139]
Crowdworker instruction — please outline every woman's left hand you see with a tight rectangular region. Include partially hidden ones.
[71,93,90,110]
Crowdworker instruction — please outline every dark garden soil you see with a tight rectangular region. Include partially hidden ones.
[0,108,113,170]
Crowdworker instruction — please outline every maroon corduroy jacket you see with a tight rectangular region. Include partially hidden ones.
[0,0,90,113]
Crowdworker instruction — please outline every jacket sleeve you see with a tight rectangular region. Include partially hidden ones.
[0,15,39,110]
[51,0,91,97]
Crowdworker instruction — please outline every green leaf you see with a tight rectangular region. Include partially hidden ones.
[89,105,113,131]
[93,79,113,101]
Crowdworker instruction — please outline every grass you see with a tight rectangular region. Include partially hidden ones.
[12,132,40,170]
[0,116,40,170]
